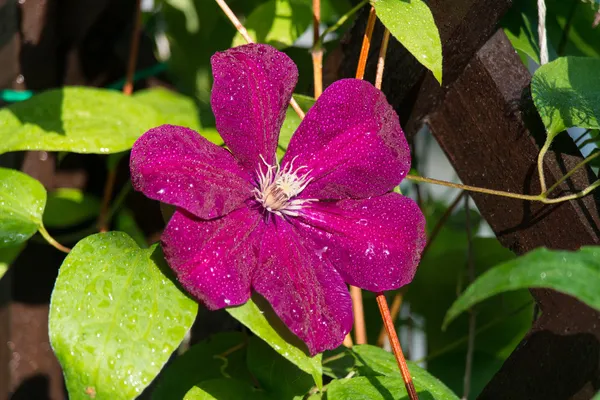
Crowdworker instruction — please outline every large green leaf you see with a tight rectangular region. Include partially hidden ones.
[444,246,600,329]
[0,87,162,154]
[232,0,312,49]
[133,87,202,131]
[0,168,46,247]
[327,376,446,400]
[373,0,442,83]
[226,295,323,388]
[247,336,313,399]
[153,332,251,400]
[43,189,100,229]
[49,232,198,400]
[532,57,600,137]
[184,379,269,400]
[352,345,460,399]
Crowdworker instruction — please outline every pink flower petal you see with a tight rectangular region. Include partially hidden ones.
[253,220,353,356]
[130,124,253,220]
[283,79,410,200]
[211,44,298,171]
[162,207,262,310]
[294,193,426,292]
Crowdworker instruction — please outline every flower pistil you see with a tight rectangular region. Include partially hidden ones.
[254,155,314,217]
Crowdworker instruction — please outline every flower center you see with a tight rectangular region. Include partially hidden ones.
[254,155,314,217]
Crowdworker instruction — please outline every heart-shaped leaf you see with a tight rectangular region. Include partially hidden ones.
[0,168,46,247]
[49,232,198,400]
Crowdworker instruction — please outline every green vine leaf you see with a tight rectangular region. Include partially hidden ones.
[226,295,323,388]
[232,0,312,49]
[352,345,460,399]
[133,87,202,131]
[43,188,100,229]
[373,0,442,84]
[444,246,600,329]
[0,87,162,155]
[153,332,251,400]
[49,232,198,400]
[531,56,600,137]
[184,379,269,400]
[327,375,451,399]
[0,167,46,247]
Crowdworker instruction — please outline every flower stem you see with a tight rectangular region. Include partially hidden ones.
[312,0,323,99]
[376,293,419,400]
[215,0,305,119]
[123,0,142,96]
[38,225,71,253]
[350,285,367,344]
[99,0,141,232]
[313,0,369,51]
[98,168,117,232]
[375,29,390,90]
[355,6,377,80]
[536,136,552,193]
[405,174,542,201]
[377,290,403,346]
[462,196,476,400]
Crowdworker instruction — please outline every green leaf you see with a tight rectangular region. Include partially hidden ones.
[532,57,600,137]
[49,232,198,400]
[373,0,442,83]
[226,295,323,388]
[352,345,460,399]
[0,168,46,247]
[43,189,101,229]
[327,376,446,400]
[444,246,600,329]
[247,336,313,399]
[184,379,269,400]
[0,87,162,155]
[232,0,312,49]
[153,332,251,400]
[0,244,25,280]
[133,87,202,131]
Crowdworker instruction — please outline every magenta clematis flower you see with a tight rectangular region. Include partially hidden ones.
[130,44,426,355]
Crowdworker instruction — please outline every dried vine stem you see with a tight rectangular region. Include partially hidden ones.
[373,24,419,400]
[377,293,419,400]
[98,0,142,232]
[215,0,305,119]
[348,4,378,347]
[312,0,323,98]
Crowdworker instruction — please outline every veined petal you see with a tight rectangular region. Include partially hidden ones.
[162,207,261,310]
[283,79,410,200]
[130,124,253,219]
[211,44,297,172]
[294,193,426,292]
[254,220,353,356]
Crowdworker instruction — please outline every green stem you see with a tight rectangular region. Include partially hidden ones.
[312,0,369,51]
[38,225,71,253]
[543,151,600,196]
[537,136,553,193]
[542,179,600,204]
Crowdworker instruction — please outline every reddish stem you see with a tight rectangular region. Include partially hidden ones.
[376,293,419,400]
[355,6,376,80]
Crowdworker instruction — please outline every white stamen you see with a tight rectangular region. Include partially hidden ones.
[254,155,315,216]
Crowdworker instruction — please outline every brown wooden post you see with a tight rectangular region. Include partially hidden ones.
[337,1,600,398]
